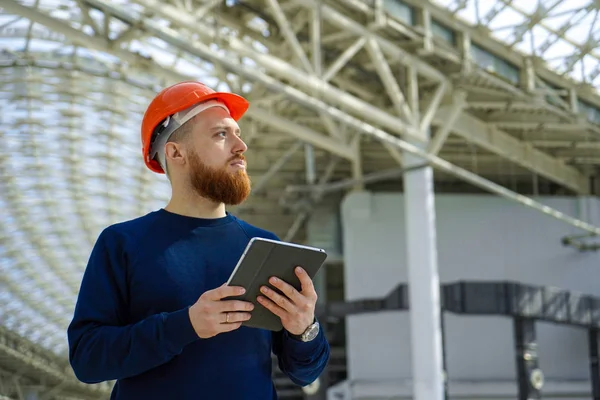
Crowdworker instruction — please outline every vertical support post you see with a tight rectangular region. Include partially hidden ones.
[374,0,384,26]
[350,135,364,191]
[305,143,316,185]
[521,57,536,93]
[569,88,579,114]
[589,328,600,400]
[403,68,445,400]
[416,7,433,54]
[514,318,543,400]
[457,31,472,75]
[403,144,445,400]
[439,308,449,400]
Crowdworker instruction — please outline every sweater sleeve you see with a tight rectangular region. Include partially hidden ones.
[255,230,330,386]
[271,321,330,386]
[67,228,199,384]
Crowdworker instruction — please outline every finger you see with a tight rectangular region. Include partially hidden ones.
[220,312,252,324]
[218,321,243,333]
[295,267,317,299]
[268,276,303,305]
[217,300,254,313]
[257,295,286,318]
[260,285,295,312]
[204,284,246,301]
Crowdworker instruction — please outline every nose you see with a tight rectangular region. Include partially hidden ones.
[232,134,248,154]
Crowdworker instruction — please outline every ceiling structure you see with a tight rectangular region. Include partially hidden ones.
[1,0,600,398]
[432,0,600,88]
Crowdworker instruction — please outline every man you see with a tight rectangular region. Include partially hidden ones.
[67,81,330,399]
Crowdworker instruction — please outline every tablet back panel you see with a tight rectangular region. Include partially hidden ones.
[225,238,328,331]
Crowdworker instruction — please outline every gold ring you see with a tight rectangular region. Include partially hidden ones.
[226,312,229,323]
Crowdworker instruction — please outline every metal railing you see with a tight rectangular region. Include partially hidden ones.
[313,280,600,400]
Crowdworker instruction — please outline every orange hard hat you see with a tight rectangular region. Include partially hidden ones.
[141,81,250,174]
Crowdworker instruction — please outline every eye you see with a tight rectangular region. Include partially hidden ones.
[216,131,227,138]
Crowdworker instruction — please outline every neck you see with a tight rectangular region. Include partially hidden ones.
[165,185,227,219]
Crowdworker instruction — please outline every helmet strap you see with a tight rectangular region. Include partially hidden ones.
[149,100,230,173]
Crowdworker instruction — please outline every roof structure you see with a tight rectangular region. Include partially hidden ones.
[431,0,600,88]
[1,0,600,398]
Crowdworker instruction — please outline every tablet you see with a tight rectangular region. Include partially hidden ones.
[224,237,328,331]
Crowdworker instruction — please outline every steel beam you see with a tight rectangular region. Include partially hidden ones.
[364,37,413,122]
[283,158,339,242]
[132,0,593,198]
[322,36,366,82]
[433,106,590,194]
[8,3,364,167]
[420,81,449,133]
[266,0,313,74]
[234,141,304,216]
[253,141,304,195]
[6,0,600,236]
[0,326,111,398]
[400,0,600,107]
[109,0,426,143]
[314,0,446,83]
[20,0,591,202]
[283,163,428,195]
[248,108,357,161]
[428,91,466,155]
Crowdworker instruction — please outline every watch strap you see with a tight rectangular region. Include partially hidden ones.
[289,317,317,341]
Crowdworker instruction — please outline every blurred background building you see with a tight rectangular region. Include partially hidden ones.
[2,0,600,399]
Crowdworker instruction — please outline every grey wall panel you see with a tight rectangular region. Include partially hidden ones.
[341,192,600,384]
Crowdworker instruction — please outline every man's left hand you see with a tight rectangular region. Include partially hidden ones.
[257,266,317,336]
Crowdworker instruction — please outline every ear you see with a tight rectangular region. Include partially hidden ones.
[164,142,187,169]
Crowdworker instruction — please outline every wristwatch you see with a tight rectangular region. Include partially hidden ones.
[290,319,320,342]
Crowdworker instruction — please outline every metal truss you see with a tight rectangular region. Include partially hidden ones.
[0,326,112,399]
[3,0,598,190]
[2,0,600,394]
[434,0,600,86]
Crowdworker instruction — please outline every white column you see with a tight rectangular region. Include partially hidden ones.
[403,139,445,400]
[403,63,445,400]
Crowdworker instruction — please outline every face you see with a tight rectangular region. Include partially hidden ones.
[182,107,251,205]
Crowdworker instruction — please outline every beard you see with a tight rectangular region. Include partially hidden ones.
[187,150,251,205]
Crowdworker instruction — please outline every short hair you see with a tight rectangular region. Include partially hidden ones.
[167,117,194,145]
[161,115,197,178]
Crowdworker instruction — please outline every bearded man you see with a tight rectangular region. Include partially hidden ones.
[67,82,330,400]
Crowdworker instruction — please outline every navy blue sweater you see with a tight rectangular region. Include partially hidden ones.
[67,209,330,399]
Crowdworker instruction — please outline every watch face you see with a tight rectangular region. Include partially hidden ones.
[303,322,319,341]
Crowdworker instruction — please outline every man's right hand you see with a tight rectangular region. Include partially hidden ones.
[188,283,254,338]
